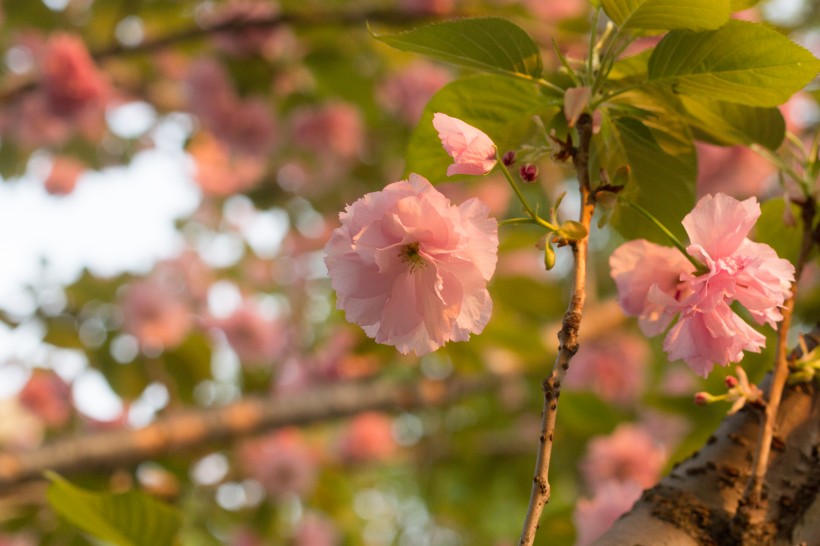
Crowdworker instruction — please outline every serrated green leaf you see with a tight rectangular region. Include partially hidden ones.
[406,74,558,180]
[373,18,543,82]
[680,96,785,150]
[602,0,729,31]
[594,91,696,242]
[648,20,820,107]
[46,473,181,546]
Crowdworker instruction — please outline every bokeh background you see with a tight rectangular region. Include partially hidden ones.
[0,0,818,544]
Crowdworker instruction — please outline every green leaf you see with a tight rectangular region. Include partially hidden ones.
[594,90,696,242]
[730,0,760,10]
[46,473,181,546]
[406,74,558,179]
[558,220,588,240]
[680,96,786,150]
[754,198,802,265]
[648,20,820,107]
[372,18,543,82]
[602,0,729,31]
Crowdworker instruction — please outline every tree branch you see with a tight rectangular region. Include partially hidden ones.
[0,375,499,489]
[518,113,596,546]
[595,325,820,546]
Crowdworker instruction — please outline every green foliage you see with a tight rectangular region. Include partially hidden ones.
[595,91,696,242]
[648,20,820,107]
[46,473,182,546]
[680,96,786,150]
[405,74,559,179]
[754,198,803,265]
[730,0,761,10]
[373,17,544,82]
[602,0,730,31]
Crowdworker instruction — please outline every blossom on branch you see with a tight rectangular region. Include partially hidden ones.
[433,113,497,176]
[324,174,498,356]
[610,193,794,376]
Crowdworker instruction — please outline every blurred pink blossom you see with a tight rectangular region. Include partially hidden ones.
[0,398,44,451]
[44,156,84,196]
[18,370,72,428]
[324,174,498,356]
[338,412,397,463]
[11,93,71,148]
[573,480,643,546]
[696,143,776,198]
[399,0,455,15]
[239,428,317,498]
[189,132,267,197]
[207,1,295,59]
[564,333,649,406]
[377,61,451,124]
[610,194,794,376]
[526,0,588,21]
[205,303,286,365]
[581,423,665,491]
[294,513,340,546]
[433,113,497,176]
[120,280,193,352]
[290,102,364,160]
[41,33,109,117]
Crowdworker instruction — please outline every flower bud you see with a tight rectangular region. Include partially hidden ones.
[519,163,538,183]
[694,392,714,405]
[724,375,739,388]
[502,150,516,166]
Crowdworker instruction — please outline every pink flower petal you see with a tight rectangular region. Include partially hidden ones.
[433,113,497,176]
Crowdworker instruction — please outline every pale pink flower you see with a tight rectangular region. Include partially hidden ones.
[609,239,694,336]
[189,132,267,197]
[44,156,84,196]
[610,194,794,376]
[18,370,72,428]
[41,33,109,117]
[564,333,648,406]
[238,428,317,498]
[696,143,776,198]
[324,174,498,356]
[433,113,497,176]
[120,280,193,351]
[338,412,397,462]
[205,303,286,365]
[377,61,451,124]
[581,423,665,492]
[573,480,643,546]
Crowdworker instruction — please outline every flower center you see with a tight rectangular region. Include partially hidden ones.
[399,242,427,271]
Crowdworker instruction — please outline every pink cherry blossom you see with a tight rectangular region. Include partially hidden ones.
[120,280,193,352]
[41,33,109,117]
[290,102,364,160]
[610,194,794,376]
[338,412,397,462]
[433,113,498,176]
[293,513,340,546]
[18,370,72,428]
[564,332,648,406]
[580,423,666,492]
[205,302,287,366]
[324,174,498,356]
[377,61,451,124]
[573,480,643,546]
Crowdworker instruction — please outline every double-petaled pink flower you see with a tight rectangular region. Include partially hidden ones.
[610,193,794,376]
[324,174,498,356]
[433,113,497,176]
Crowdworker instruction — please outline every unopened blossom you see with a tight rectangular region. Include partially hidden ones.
[610,193,794,376]
[573,480,643,546]
[324,174,498,356]
[581,423,666,491]
[433,113,497,176]
[41,33,108,117]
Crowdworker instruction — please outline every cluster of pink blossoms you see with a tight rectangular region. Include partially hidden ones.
[610,193,794,376]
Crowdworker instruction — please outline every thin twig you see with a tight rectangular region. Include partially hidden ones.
[517,113,595,546]
[734,197,817,530]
